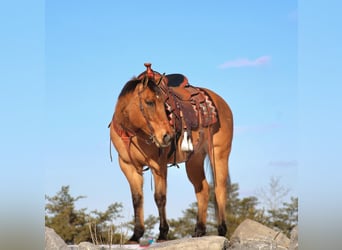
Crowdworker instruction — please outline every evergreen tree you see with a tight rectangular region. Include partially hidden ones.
[168,202,198,239]
[46,183,298,243]
[87,203,123,244]
[256,177,298,237]
[45,186,88,244]
[225,183,265,238]
[265,197,298,237]
[45,186,124,244]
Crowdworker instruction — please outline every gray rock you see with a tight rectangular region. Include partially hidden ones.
[45,226,69,250]
[289,225,298,250]
[229,219,290,250]
[149,235,229,250]
[78,242,101,250]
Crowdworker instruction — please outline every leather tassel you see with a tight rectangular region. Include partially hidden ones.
[181,131,189,151]
[181,131,194,152]
[188,136,193,151]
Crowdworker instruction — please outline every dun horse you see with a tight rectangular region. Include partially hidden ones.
[109,63,233,242]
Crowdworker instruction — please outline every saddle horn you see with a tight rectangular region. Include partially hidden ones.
[144,62,154,79]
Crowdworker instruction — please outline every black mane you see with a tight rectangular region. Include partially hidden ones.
[118,77,161,98]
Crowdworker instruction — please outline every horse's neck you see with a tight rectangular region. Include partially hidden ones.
[114,95,142,132]
[113,97,130,128]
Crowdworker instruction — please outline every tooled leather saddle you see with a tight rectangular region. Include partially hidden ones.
[138,63,218,136]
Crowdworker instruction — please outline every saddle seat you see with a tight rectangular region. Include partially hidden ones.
[165,74,200,101]
[165,74,188,88]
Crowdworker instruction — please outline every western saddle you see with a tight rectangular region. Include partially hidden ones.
[138,63,218,152]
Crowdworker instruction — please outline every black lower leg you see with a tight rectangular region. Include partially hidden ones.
[129,193,144,242]
[218,221,227,236]
[157,224,169,241]
[193,222,206,237]
[129,225,144,242]
[155,193,169,241]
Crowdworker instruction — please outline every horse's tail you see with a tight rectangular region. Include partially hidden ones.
[108,121,113,162]
[205,156,230,185]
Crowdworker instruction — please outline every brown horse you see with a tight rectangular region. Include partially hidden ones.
[109,63,233,242]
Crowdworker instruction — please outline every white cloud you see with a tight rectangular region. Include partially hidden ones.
[219,56,271,69]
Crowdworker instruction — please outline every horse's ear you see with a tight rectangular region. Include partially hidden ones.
[142,76,149,88]
[137,76,148,93]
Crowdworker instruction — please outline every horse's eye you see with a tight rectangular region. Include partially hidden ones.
[145,100,155,107]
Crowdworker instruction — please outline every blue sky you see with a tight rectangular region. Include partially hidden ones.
[43,0,298,221]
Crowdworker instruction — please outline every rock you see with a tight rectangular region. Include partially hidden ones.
[45,227,69,250]
[229,219,290,250]
[149,235,229,250]
[78,242,101,250]
[289,225,298,250]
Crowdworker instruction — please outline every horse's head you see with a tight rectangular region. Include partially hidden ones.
[115,64,174,147]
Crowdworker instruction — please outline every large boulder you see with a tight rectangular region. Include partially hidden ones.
[45,227,69,250]
[229,219,290,250]
[289,225,298,250]
[149,235,229,250]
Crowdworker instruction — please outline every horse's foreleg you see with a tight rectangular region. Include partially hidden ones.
[119,157,145,243]
[186,153,208,237]
[152,167,169,241]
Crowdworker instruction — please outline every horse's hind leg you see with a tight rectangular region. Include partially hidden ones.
[207,90,233,237]
[209,142,231,237]
[185,152,209,237]
[118,157,145,243]
[152,166,169,241]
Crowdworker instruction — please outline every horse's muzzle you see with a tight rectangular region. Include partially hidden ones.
[163,133,172,145]
[153,132,173,148]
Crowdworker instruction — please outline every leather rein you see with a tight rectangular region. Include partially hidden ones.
[137,76,159,146]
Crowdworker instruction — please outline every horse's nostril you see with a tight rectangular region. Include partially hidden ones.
[163,133,172,144]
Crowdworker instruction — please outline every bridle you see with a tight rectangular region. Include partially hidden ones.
[110,76,161,165]
[111,63,171,164]
[137,76,159,146]
[135,63,172,147]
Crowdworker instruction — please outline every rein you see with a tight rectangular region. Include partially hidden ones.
[111,120,154,166]
[137,71,168,147]
[137,79,156,144]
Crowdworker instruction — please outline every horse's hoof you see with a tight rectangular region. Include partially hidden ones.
[218,222,227,236]
[193,223,206,237]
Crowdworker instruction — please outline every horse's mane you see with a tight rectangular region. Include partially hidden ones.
[118,77,161,98]
[118,77,140,98]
